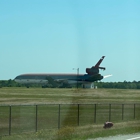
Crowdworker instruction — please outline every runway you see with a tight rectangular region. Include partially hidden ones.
[88,133,140,140]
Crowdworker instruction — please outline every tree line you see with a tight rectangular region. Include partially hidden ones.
[94,81,140,89]
[0,79,72,88]
[1,79,140,89]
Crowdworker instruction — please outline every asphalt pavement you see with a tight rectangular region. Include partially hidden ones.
[88,133,140,140]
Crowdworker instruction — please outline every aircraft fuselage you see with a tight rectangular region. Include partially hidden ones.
[14,73,103,84]
[14,56,106,85]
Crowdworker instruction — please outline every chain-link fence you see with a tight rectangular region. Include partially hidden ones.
[0,103,140,136]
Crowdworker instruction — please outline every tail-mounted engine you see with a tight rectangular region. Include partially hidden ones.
[86,67,99,75]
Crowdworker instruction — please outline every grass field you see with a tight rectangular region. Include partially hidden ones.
[0,87,140,105]
[0,87,140,140]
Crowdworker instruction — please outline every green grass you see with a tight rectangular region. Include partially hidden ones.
[1,120,140,140]
[0,87,140,105]
[0,87,140,139]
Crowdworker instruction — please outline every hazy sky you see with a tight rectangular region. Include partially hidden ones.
[0,0,140,82]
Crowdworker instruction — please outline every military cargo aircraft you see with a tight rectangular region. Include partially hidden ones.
[14,56,112,87]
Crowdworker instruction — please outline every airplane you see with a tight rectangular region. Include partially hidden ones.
[14,56,112,88]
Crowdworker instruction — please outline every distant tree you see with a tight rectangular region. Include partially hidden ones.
[95,81,140,89]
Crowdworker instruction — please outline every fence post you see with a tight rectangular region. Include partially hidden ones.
[58,104,60,129]
[94,104,96,123]
[109,104,111,121]
[134,104,135,119]
[9,105,11,135]
[35,105,38,132]
[77,104,79,126]
[122,104,124,120]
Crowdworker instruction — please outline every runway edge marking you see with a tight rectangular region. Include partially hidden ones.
[126,136,140,140]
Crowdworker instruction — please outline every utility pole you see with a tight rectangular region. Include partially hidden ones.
[73,68,79,89]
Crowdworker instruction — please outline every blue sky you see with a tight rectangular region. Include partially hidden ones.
[0,0,140,82]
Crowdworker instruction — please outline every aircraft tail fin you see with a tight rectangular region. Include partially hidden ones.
[95,56,105,68]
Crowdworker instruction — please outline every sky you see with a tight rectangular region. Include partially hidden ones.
[0,0,140,82]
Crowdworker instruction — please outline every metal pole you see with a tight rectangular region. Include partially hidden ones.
[122,104,124,120]
[9,105,11,135]
[77,104,80,126]
[58,104,60,129]
[73,68,79,89]
[35,105,38,132]
[94,104,96,123]
[109,104,111,121]
[77,68,79,89]
[134,104,135,119]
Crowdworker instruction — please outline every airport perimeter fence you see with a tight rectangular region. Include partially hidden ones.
[0,103,140,136]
